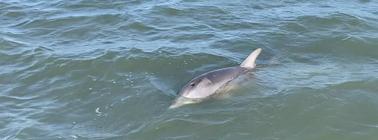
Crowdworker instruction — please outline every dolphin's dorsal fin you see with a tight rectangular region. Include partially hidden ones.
[240,48,262,69]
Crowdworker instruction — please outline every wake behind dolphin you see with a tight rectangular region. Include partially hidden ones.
[169,48,262,109]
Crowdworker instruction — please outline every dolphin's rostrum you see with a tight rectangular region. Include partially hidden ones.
[170,48,262,109]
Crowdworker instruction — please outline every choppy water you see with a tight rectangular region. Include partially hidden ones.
[1,0,378,139]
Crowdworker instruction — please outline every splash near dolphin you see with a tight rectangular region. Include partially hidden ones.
[170,48,262,109]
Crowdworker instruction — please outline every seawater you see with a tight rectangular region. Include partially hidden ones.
[1,0,378,139]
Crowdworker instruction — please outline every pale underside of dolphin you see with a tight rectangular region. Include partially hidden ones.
[169,48,262,109]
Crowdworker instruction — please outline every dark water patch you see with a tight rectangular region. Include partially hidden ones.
[170,33,216,43]
[149,5,183,17]
[58,0,128,10]
[172,24,213,32]
[18,12,124,30]
[19,16,91,30]
[326,79,378,93]
[1,9,27,21]
[0,36,29,52]
[279,22,308,33]
[297,35,378,59]
[296,13,374,32]
[120,21,159,33]
[153,5,229,18]
[210,38,266,54]
[58,25,98,40]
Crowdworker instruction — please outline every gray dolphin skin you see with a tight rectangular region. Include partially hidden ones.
[169,48,262,109]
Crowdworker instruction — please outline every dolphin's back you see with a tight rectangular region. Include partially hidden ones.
[203,67,246,85]
[182,67,246,98]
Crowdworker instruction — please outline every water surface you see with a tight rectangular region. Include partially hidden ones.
[1,0,378,139]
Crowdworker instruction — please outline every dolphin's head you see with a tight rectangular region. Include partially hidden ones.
[169,77,215,109]
[180,77,217,99]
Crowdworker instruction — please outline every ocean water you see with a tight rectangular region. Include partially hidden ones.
[1,0,378,139]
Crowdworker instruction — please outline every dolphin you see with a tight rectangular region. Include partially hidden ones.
[169,48,262,109]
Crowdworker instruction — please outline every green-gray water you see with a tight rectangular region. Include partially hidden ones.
[1,0,378,139]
